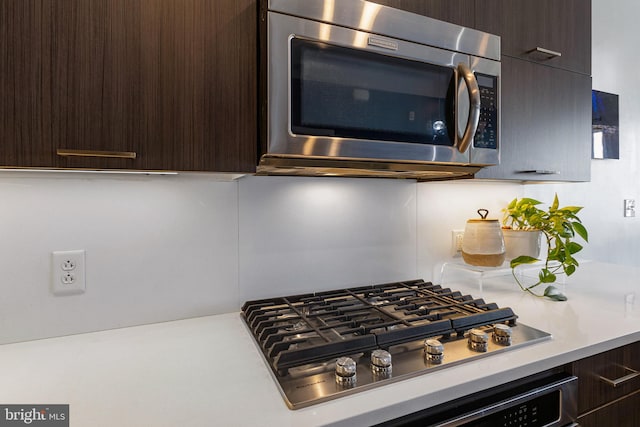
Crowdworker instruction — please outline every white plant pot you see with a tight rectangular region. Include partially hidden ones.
[502,229,542,261]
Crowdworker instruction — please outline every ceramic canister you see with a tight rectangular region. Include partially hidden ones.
[461,209,506,267]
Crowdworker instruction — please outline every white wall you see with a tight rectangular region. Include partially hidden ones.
[1,0,637,345]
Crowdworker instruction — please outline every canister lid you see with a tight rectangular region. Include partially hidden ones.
[467,209,499,222]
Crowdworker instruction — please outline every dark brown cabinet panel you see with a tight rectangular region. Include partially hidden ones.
[0,1,55,167]
[578,391,640,427]
[0,0,257,172]
[475,0,591,75]
[475,56,591,181]
[371,0,475,28]
[567,342,640,426]
[472,0,592,182]
[571,342,640,416]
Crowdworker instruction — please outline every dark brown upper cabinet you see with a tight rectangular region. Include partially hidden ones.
[0,0,257,172]
[474,0,592,182]
[475,0,591,75]
[475,56,592,181]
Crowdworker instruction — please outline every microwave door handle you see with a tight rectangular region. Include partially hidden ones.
[457,63,481,153]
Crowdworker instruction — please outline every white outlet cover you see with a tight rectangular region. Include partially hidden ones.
[451,230,464,256]
[51,250,86,296]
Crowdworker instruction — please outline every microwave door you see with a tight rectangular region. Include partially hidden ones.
[266,12,473,165]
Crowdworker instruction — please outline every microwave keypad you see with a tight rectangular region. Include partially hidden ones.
[474,74,498,149]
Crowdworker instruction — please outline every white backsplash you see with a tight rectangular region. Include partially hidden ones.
[238,176,417,301]
[416,180,523,282]
[0,172,239,344]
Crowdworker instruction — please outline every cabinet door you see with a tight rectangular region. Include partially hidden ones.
[571,342,640,417]
[371,0,475,28]
[1,0,257,172]
[475,56,591,182]
[0,1,55,167]
[475,0,591,74]
[44,0,143,170]
[577,387,640,427]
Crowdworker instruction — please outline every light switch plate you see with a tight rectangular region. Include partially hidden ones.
[624,199,635,217]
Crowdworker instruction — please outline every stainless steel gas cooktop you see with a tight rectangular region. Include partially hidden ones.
[241,279,551,409]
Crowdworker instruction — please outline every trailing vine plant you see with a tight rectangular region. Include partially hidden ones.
[502,194,589,301]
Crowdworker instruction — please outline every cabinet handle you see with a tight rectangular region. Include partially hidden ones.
[516,170,560,175]
[57,149,137,159]
[530,47,562,59]
[598,366,640,388]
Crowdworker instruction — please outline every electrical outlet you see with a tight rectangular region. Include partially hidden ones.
[51,250,86,296]
[452,230,464,256]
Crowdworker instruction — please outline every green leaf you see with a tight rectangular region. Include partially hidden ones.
[566,241,583,254]
[539,269,557,283]
[573,222,589,242]
[519,198,542,206]
[565,264,576,276]
[550,193,559,211]
[554,221,573,238]
[560,206,583,214]
[510,255,539,268]
[544,286,567,301]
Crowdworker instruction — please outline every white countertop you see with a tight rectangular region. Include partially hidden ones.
[0,261,638,426]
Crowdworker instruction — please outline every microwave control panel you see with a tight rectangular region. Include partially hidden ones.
[474,73,498,150]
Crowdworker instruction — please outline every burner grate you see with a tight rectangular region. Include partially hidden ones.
[241,279,518,373]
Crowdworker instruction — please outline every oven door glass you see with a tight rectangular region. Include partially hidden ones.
[291,38,456,146]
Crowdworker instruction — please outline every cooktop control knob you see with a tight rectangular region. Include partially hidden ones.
[468,329,489,352]
[335,357,357,386]
[424,339,444,363]
[493,324,513,346]
[370,349,392,375]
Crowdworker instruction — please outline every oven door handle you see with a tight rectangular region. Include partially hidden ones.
[432,375,578,426]
[456,62,481,153]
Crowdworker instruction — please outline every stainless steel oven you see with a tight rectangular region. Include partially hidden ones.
[378,372,579,427]
[258,0,501,180]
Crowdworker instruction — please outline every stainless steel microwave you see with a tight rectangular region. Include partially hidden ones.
[257,0,501,180]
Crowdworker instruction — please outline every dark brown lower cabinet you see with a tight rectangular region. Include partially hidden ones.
[578,390,640,427]
[566,342,640,427]
[0,0,257,172]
